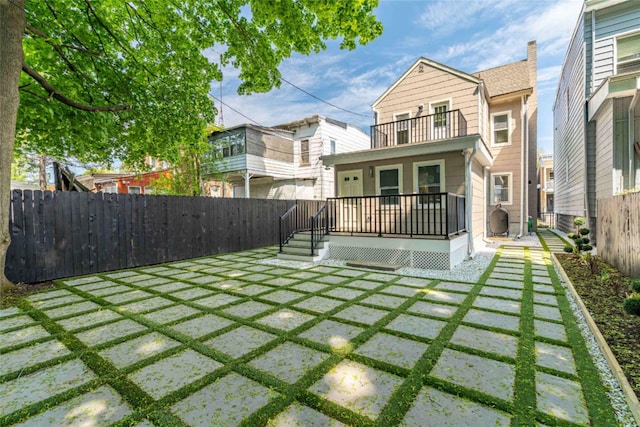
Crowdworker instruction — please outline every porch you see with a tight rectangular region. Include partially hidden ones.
[278,193,468,269]
[370,110,467,148]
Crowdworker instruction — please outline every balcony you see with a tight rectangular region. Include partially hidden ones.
[544,179,554,192]
[370,110,467,149]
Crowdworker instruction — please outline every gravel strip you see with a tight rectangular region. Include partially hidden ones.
[553,262,636,426]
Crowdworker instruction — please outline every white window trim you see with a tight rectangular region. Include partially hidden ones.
[614,30,640,74]
[375,164,403,206]
[393,111,412,145]
[128,185,141,194]
[300,139,310,166]
[490,110,512,146]
[491,172,513,206]
[428,98,453,115]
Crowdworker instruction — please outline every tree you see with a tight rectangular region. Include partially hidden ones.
[0,0,382,286]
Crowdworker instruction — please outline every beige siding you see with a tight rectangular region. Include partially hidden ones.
[334,152,466,197]
[375,63,479,135]
[488,98,523,229]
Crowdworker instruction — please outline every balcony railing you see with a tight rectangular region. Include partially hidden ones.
[370,110,467,149]
[327,193,466,238]
[544,180,554,191]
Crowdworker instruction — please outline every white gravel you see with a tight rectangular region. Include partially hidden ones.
[553,262,637,427]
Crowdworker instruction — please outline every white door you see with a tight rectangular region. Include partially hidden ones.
[431,101,450,140]
[337,170,363,230]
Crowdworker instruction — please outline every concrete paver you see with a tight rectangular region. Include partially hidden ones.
[0,240,623,426]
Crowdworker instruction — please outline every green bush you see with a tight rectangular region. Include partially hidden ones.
[563,246,574,253]
[631,279,640,293]
[580,228,590,236]
[623,295,640,316]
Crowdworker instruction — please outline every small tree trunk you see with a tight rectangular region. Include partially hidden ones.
[39,154,47,190]
[0,0,26,287]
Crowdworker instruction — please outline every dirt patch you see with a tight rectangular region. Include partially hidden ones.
[0,281,57,308]
[556,253,640,400]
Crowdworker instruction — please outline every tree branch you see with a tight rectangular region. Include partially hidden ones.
[21,62,131,112]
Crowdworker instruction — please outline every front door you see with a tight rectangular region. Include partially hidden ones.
[337,170,363,230]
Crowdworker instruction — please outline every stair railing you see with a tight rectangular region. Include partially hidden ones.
[310,204,329,255]
[279,204,297,253]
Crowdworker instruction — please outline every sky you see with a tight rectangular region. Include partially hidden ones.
[212,0,585,154]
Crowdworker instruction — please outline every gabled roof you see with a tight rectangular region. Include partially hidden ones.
[372,57,481,109]
[473,60,531,99]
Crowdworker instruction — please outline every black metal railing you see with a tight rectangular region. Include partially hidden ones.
[310,204,329,255]
[370,110,468,148]
[327,193,466,238]
[537,212,556,229]
[279,201,325,252]
[279,204,298,252]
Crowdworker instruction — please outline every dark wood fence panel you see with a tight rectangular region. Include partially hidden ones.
[5,190,322,283]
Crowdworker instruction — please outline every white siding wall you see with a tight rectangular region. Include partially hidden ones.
[554,16,587,218]
[289,118,369,200]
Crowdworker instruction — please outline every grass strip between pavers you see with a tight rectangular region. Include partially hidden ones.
[544,253,619,426]
[511,247,538,426]
[0,245,622,426]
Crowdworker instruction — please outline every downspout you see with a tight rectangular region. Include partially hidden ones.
[524,96,529,235]
[517,95,526,238]
[628,88,639,190]
[465,146,477,258]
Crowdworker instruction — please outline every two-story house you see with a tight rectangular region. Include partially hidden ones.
[553,0,640,238]
[317,42,537,269]
[203,116,369,199]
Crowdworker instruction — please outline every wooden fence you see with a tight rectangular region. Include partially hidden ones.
[597,192,640,278]
[5,190,323,283]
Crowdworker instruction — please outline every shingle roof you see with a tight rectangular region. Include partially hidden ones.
[474,60,531,98]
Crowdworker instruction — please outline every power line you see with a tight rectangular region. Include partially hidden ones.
[279,76,372,119]
[209,94,264,127]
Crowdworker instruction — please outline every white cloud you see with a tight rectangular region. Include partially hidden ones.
[426,0,583,70]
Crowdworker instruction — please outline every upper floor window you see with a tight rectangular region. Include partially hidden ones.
[128,186,141,194]
[300,139,310,165]
[330,139,336,154]
[491,112,511,146]
[211,129,245,158]
[430,100,450,139]
[617,32,640,74]
[394,112,411,145]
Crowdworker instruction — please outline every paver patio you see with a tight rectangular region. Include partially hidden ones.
[0,243,623,426]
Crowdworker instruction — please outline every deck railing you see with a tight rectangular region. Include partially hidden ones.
[310,204,329,255]
[327,193,466,238]
[370,110,467,148]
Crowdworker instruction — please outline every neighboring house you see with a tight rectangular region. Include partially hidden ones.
[203,116,369,199]
[553,0,640,237]
[537,153,554,214]
[317,42,537,269]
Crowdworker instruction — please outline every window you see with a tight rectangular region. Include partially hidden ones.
[211,129,245,158]
[300,139,310,165]
[394,113,410,145]
[376,165,403,205]
[128,186,141,194]
[491,173,511,205]
[491,112,511,146]
[414,160,445,205]
[430,100,450,139]
[617,32,640,74]
[330,139,336,154]
[565,89,569,123]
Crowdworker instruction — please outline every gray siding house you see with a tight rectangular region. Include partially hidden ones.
[553,0,640,236]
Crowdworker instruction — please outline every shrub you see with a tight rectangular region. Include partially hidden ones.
[631,279,640,293]
[623,295,640,316]
[564,217,593,256]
